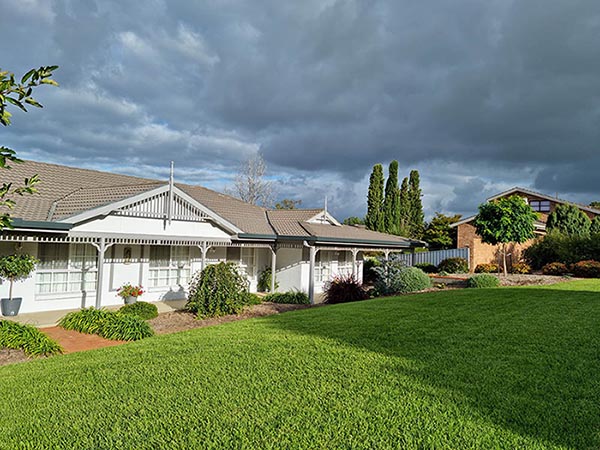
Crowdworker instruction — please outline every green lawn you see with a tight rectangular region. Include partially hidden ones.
[1,280,600,449]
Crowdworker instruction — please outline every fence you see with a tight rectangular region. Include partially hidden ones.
[396,248,470,269]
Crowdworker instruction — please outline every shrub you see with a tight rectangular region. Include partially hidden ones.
[474,263,499,273]
[391,267,432,294]
[362,257,380,284]
[245,293,262,305]
[415,263,437,274]
[372,259,405,295]
[99,314,154,341]
[571,260,600,278]
[467,274,500,288]
[264,291,310,305]
[524,232,596,269]
[257,267,278,293]
[511,262,532,274]
[437,257,469,274]
[0,254,38,300]
[119,301,158,320]
[323,275,369,304]
[0,320,62,357]
[186,262,253,318]
[59,308,112,335]
[542,262,568,276]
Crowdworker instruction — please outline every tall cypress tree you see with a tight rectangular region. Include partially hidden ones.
[408,170,425,238]
[365,164,385,232]
[398,177,410,236]
[383,160,401,235]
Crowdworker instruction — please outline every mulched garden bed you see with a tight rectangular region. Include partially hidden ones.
[149,302,312,335]
[0,348,31,367]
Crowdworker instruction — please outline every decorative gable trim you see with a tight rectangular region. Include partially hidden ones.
[306,210,341,226]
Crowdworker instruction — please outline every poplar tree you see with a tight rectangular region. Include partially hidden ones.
[398,177,410,236]
[407,170,425,238]
[365,164,385,232]
[383,160,401,235]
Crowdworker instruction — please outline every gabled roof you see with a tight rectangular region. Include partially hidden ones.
[488,187,600,216]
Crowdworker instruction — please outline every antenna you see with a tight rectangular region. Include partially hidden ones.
[168,161,174,225]
[323,196,328,223]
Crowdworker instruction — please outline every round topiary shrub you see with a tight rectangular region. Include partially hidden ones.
[415,263,437,274]
[186,262,253,318]
[510,262,532,274]
[119,301,159,320]
[467,274,500,288]
[474,263,498,273]
[390,267,432,294]
[571,260,600,278]
[437,257,469,274]
[542,262,568,276]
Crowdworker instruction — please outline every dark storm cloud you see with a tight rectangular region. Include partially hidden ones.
[1,0,599,220]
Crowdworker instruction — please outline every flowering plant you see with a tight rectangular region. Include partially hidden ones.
[117,283,144,299]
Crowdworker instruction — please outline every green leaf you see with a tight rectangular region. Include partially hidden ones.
[20,69,36,84]
[24,97,43,108]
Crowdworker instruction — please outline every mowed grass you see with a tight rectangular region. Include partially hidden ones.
[1,281,600,449]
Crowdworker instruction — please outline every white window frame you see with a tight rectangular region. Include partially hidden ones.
[148,246,191,288]
[239,247,257,278]
[35,243,98,297]
[315,251,332,282]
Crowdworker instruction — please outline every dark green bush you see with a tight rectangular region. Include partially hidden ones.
[186,262,254,318]
[437,257,469,274]
[511,262,532,274]
[372,259,405,295]
[257,267,278,293]
[524,232,599,269]
[362,257,381,284]
[475,263,498,273]
[570,260,600,278]
[324,275,369,304]
[264,291,310,305]
[99,314,154,341]
[119,301,159,320]
[542,262,568,276]
[245,293,262,305]
[467,274,500,288]
[391,267,432,294]
[415,263,437,273]
[59,308,112,335]
[0,320,62,356]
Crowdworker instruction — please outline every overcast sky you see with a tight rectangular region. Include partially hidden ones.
[1,0,599,221]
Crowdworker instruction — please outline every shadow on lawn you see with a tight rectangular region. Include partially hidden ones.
[268,286,600,448]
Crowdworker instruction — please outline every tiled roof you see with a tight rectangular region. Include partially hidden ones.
[266,209,322,236]
[302,222,414,245]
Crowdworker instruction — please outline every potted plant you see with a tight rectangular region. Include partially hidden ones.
[117,283,144,304]
[0,254,38,316]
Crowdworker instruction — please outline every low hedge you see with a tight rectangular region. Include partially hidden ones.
[474,263,498,273]
[119,301,159,320]
[571,260,600,278]
[0,320,62,357]
[438,257,469,274]
[414,263,437,274]
[59,308,154,341]
[542,262,568,276]
[467,274,500,288]
[263,291,310,305]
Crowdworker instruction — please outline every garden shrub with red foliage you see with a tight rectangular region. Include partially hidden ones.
[542,262,568,276]
[570,260,600,278]
[474,263,498,273]
[324,274,369,304]
[510,262,532,274]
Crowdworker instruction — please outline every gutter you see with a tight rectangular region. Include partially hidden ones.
[10,219,72,232]
[237,232,423,248]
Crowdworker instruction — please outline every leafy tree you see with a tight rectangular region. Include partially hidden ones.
[0,66,59,228]
[591,216,600,235]
[383,160,401,235]
[407,170,424,238]
[546,203,591,236]
[589,201,600,209]
[343,216,365,226]
[365,164,384,232]
[230,153,273,207]
[473,195,538,276]
[423,212,462,249]
[275,199,301,209]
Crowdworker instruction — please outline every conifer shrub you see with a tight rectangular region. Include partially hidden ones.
[474,263,499,273]
[119,301,159,320]
[263,291,310,305]
[437,257,469,274]
[542,262,568,276]
[186,262,254,318]
[467,274,500,288]
[392,267,432,294]
[324,275,369,304]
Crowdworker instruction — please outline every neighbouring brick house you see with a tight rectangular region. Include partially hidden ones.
[450,187,600,271]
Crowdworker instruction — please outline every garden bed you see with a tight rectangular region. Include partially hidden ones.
[0,348,30,367]
[149,302,311,335]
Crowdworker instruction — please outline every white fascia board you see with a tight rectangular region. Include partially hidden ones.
[449,215,476,228]
[307,210,342,226]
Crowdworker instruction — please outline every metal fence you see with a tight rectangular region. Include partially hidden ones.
[396,247,470,268]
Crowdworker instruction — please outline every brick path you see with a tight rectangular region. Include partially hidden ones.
[42,327,126,354]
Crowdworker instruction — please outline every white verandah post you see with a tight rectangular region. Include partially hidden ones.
[91,237,114,309]
[308,245,318,305]
[198,242,211,272]
[351,248,359,277]
[270,245,277,293]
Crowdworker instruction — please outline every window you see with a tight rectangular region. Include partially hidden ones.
[530,200,551,212]
[315,251,331,282]
[148,246,191,287]
[239,248,256,278]
[338,251,353,276]
[36,244,97,295]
